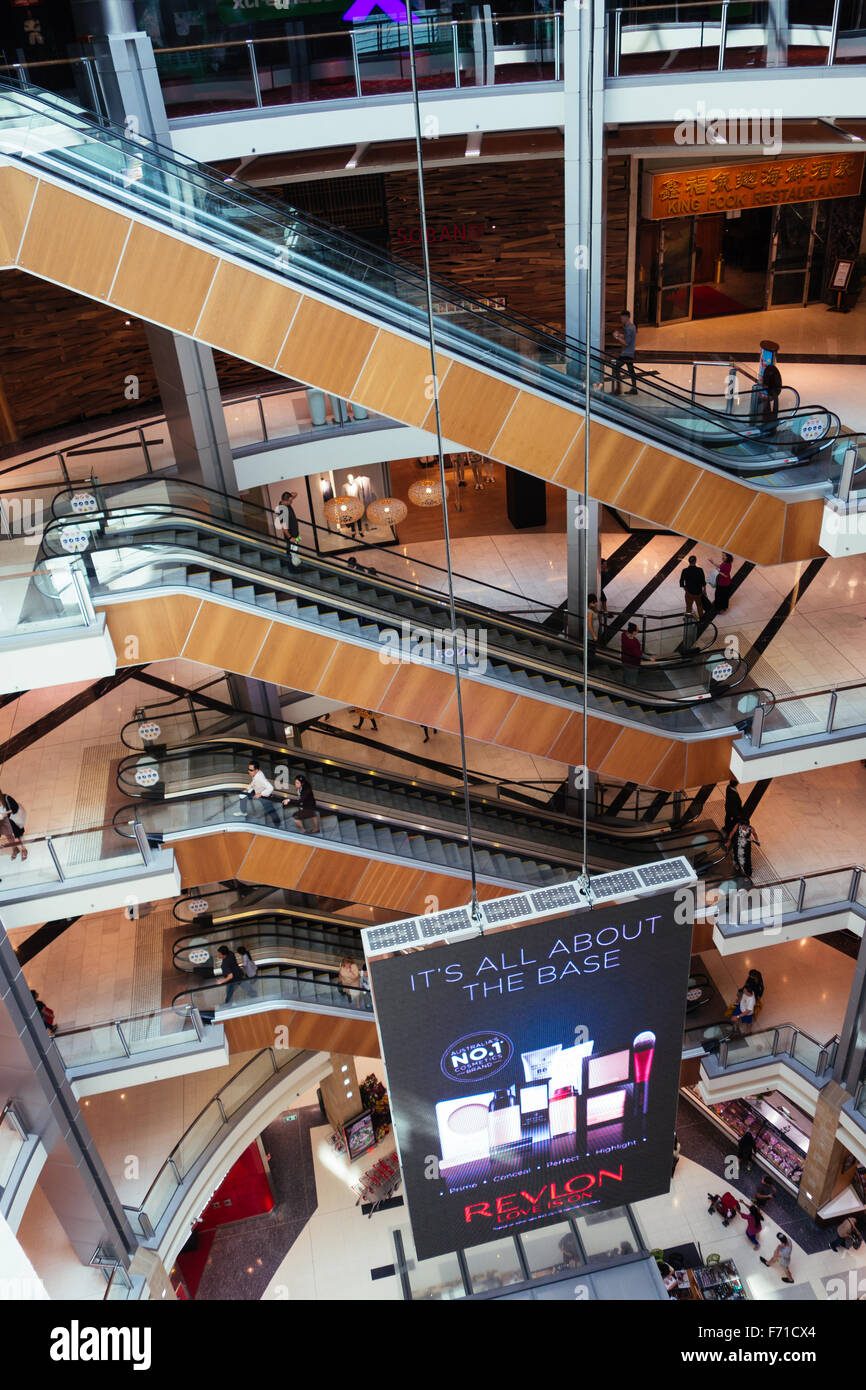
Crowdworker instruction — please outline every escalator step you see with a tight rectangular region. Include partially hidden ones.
[233,585,256,605]
[187,571,211,591]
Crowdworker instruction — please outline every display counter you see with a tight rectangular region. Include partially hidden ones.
[662,1258,747,1301]
[682,1085,808,1195]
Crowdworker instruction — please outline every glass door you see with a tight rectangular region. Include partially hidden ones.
[766,202,820,308]
[656,217,695,324]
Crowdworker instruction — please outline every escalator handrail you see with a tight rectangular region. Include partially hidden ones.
[117,717,725,843]
[113,742,729,867]
[41,506,752,705]
[170,961,372,1014]
[47,474,724,655]
[0,79,847,480]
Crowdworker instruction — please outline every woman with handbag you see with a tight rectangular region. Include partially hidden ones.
[0,790,28,860]
[710,552,734,612]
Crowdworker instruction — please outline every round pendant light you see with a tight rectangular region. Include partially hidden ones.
[408,478,448,508]
[366,497,408,526]
[323,495,364,526]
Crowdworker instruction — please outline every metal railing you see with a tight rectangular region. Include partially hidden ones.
[123,1045,309,1241]
[710,862,866,932]
[716,1021,839,1078]
[0,815,154,894]
[0,562,96,642]
[608,0,862,77]
[0,1101,28,1196]
[746,679,866,749]
[52,1002,208,1072]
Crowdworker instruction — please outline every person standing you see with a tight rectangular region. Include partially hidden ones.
[337,956,361,1002]
[723,776,742,838]
[755,1175,775,1209]
[829,1215,860,1252]
[467,452,484,490]
[586,592,601,665]
[31,989,57,1036]
[236,761,281,826]
[729,816,760,881]
[761,1234,795,1283]
[732,983,757,1035]
[725,361,739,416]
[611,310,638,395]
[711,553,734,612]
[279,490,301,568]
[351,708,378,731]
[0,790,27,861]
[738,1127,756,1174]
[744,1203,764,1249]
[598,556,610,625]
[217,945,244,1005]
[284,774,320,834]
[620,622,655,686]
[680,555,707,619]
[238,946,258,998]
[761,359,783,427]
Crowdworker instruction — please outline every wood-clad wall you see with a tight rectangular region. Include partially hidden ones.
[0,270,278,440]
[383,160,565,331]
[604,155,631,349]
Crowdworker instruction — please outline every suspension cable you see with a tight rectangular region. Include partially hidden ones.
[405,4,481,922]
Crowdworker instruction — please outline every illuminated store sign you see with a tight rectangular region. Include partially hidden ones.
[644,154,864,219]
[343,0,418,19]
[368,891,691,1259]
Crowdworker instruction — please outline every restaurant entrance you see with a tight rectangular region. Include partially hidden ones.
[638,200,831,325]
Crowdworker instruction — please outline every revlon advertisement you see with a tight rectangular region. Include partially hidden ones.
[368,891,691,1259]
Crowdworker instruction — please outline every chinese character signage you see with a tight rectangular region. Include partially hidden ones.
[644,154,864,219]
[368,891,692,1260]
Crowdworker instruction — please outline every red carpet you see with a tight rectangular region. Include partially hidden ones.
[692,284,752,319]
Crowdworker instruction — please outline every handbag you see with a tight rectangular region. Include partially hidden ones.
[707,568,719,587]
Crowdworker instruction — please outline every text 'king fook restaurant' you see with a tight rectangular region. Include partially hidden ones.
[368,892,692,1259]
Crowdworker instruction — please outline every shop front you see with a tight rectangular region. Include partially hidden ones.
[635,153,865,325]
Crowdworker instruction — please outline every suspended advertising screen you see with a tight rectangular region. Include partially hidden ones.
[368,891,692,1259]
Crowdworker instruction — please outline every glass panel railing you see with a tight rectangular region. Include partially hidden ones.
[140,1162,180,1234]
[0,1108,26,1191]
[218,1048,276,1120]
[155,44,257,119]
[257,31,357,106]
[724,1028,778,1065]
[759,690,834,744]
[835,0,866,61]
[53,1006,197,1069]
[174,1101,223,1181]
[801,868,858,908]
[133,1046,305,1234]
[0,562,92,641]
[492,12,559,83]
[0,80,850,491]
[856,1085,866,1120]
[791,1031,824,1073]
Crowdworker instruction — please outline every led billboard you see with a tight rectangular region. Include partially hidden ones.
[368,891,691,1259]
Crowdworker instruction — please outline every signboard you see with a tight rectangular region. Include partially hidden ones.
[368,891,691,1259]
[644,154,864,220]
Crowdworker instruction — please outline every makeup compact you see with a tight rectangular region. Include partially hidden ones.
[578,1048,634,1153]
[436,1092,497,1166]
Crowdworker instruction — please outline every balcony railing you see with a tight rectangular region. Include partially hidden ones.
[608,0,866,77]
[745,680,866,750]
[124,1045,310,1241]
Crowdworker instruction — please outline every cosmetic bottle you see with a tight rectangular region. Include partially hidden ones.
[488,1087,521,1152]
[548,1086,577,1138]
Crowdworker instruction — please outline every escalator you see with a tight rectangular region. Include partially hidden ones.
[111,724,728,909]
[1,80,861,561]
[39,477,774,789]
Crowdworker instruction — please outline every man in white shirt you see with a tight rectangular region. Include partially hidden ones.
[236,761,280,825]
